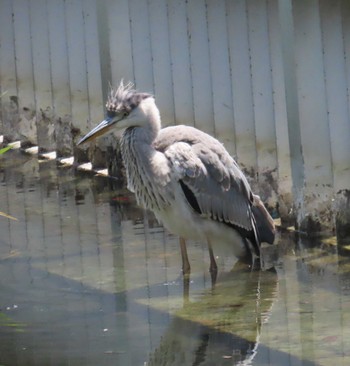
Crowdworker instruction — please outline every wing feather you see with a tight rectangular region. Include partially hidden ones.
[154,125,276,257]
[156,126,255,233]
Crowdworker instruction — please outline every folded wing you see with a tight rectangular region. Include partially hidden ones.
[155,126,275,256]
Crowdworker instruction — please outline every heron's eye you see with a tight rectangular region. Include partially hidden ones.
[123,110,129,117]
[106,110,116,119]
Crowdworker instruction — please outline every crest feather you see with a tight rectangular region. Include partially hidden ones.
[106,80,136,111]
[106,80,153,113]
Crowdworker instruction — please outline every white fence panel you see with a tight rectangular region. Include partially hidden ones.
[13,0,37,143]
[106,0,134,85]
[226,0,257,172]
[247,0,278,205]
[148,0,175,126]
[65,0,90,142]
[167,0,194,126]
[293,0,334,231]
[83,0,104,125]
[323,0,350,236]
[47,0,73,156]
[320,0,350,192]
[129,0,154,92]
[268,0,293,220]
[207,1,236,157]
[29,0,55,151]
[187,0,214,134]
[0,0,18,140]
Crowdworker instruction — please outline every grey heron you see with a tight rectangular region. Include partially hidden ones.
[78,81,275,275]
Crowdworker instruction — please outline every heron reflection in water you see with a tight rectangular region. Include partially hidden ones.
[78,81,275,277]
[146,264,278,365]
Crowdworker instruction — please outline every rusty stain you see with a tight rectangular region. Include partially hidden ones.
[9,95,18,107]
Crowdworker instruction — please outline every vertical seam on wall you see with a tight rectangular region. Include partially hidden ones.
[319,0,334,191]
[45,0,55,116]
[185,0,195,128]
[341,2,350,121]
[11,1,19,110]
[205,0,216,138]
[127,0,136,86]
[63,0,73,123]
[167,1,175,125]
[82,2,91,125]
[166,0,177,125]
[96,0,111,104]
[265,0,278,169]
[224,0,237,158]
[146,0,156,94]
[28,0,38,122]
[245,0,258,176]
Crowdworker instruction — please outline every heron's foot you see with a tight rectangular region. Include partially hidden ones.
[238,252,262,272]
[231,260,251,272]
[250,256,261,271]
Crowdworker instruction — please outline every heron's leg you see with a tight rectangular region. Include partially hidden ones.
[179,237,191,275]
[182,273,190,304]
[207,240,218,285]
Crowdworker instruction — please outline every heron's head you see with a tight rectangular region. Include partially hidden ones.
[77,81,158,145]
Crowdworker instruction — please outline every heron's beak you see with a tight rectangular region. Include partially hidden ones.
[77,118,115,145]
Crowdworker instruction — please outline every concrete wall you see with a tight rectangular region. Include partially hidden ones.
[0,0,349,237]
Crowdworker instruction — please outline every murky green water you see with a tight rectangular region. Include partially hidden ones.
[0,151,350,366]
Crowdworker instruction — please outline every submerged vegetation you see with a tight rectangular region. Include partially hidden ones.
[0,146,12,155]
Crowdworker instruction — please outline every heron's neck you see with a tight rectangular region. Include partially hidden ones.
[134,98,161,144]
[120,126,168,210]
[121,126,157,166]
[120,98,164,208]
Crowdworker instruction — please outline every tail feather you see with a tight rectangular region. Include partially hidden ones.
[252,194,275,245]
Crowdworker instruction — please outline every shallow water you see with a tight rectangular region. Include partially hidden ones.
[0,151,349,366]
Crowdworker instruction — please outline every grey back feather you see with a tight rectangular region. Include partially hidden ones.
[155,125,255,231]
